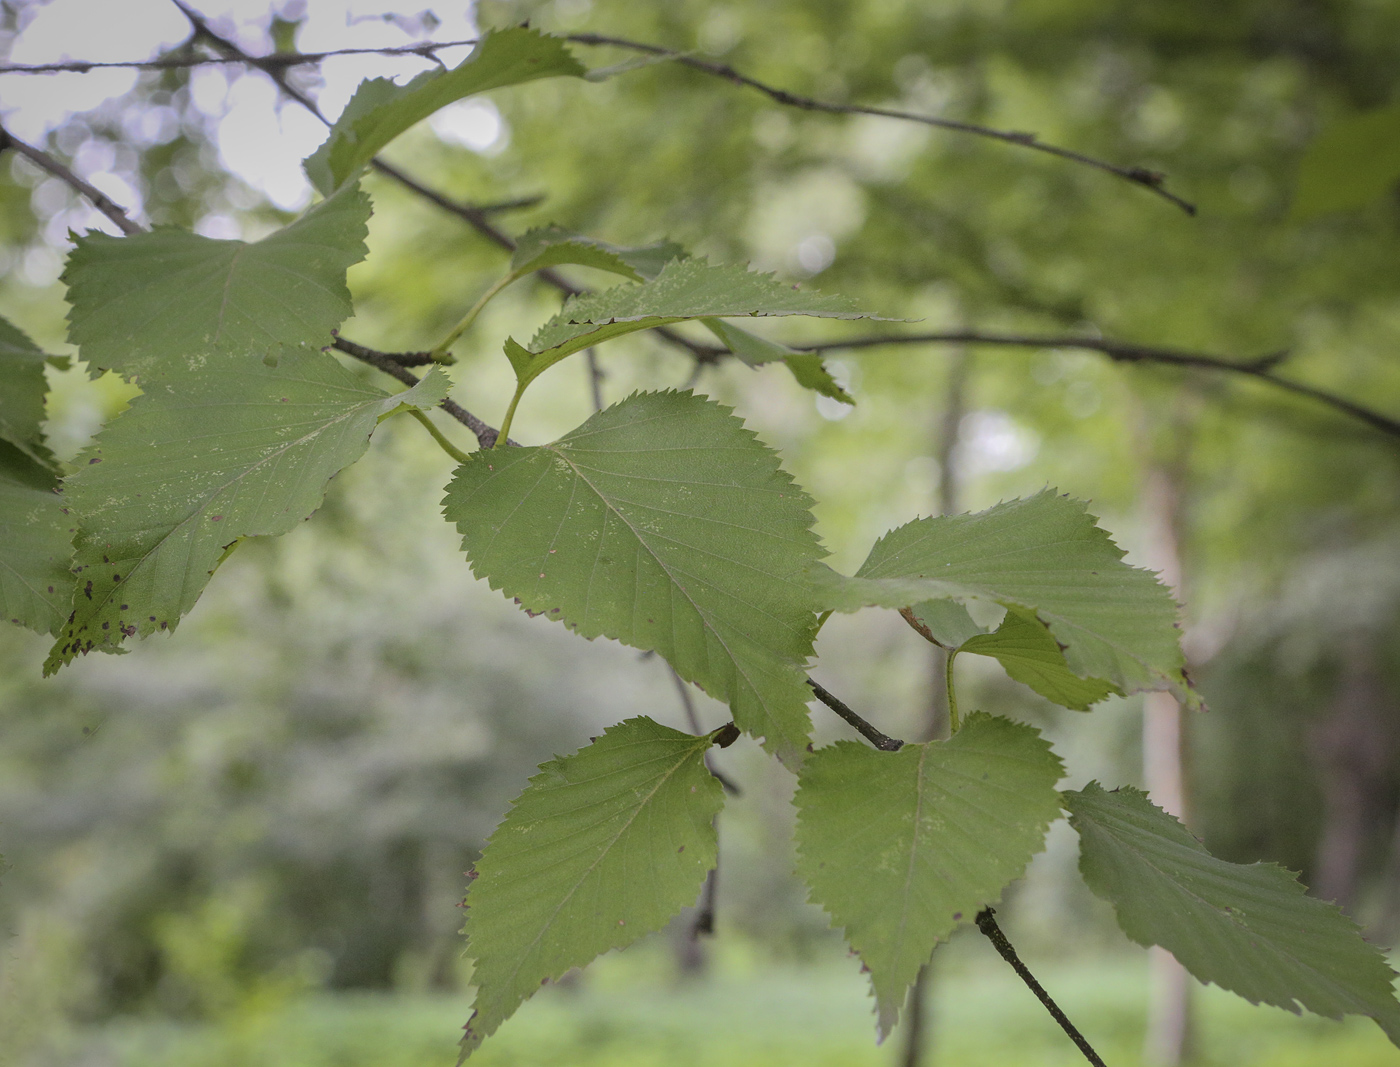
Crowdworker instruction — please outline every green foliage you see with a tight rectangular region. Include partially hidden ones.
[0,316,58,470]
[303,28,586,195]
[793,713,1064,1038]
[509,225,685,283]
[701,318,853,404]
[505,258,882,393]
[0,444,74,636]
[811,491,1196,709]
[459,716,727,1059]
[961,606,1120,711]
[43,352,448,673]
[63,185,371,377]
[1065,783,1400,1043]
[1293,104,1400,220]
[442,390,822,763]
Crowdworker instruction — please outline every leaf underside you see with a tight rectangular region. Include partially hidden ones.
[1066,783,1400,1046]
[459,716,724,1060]
[962,605,1120,710]
[0,315,59,469]
[0,443,74,636]
[305,27,585,195]
[63,184,371,377]
[44,350,445,673]
[702,317,853,404]
[442,390,823,764]
[811,490,1196,708]
[510,225,686,283]
[794,713,1064,1039]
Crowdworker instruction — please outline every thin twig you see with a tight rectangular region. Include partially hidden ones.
[585,348,605,412]
[975,909,1110,1067]
[666,666,741,796]
[0,39,484,74]
[787,330,1400,442]
[806,678,904,751]
[329,334,503,448]
[326,332,439,367]
[566,33,1195,215]
[0,125,142,235]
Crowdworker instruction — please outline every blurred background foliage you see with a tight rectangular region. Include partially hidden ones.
[3,0,1400,1063]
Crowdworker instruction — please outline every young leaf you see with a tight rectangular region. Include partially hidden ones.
[304,28,585,195]
[63,184,370,377]
[1292,103,1400,220]
[510,225,686,283]
[810,490,1197,709]
[961,605,1120,711]
[1065,783,1400,1046]
[44,352,447,673]
[0,315,58,469]
[0,443,74,636]
[459,716,725,1060]
[442,390,823,764]
[702,318,854,404]
[794,713,1064,1039]
[506,258,887,392]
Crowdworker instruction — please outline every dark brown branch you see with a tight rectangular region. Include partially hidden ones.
[0,39,483,74]
[806,678,904,751]
[326,332,438,367]
[566,34,1195,216]
[791,330,1400,442]
[0,125,142,235]
[329,334,502,449]
[975,909,1110,1067]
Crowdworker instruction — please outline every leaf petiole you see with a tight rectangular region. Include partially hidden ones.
[408,407,473,464]
[946,648,962,734]
[494,383,527,449]
[430,271,519,362]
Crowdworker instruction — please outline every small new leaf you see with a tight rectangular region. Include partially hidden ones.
[510,225,686,283]
[0,443,74,636]
[459,716,725,1059]
[702,318,853,404]
[304,28,585,195]
[64,184,370,377]
[44,348,442,673]
[811,490,1196,708]
[505,258,886,392]
[962,605,1119,711]
[1066,783,1400,1046]
[794,713,1064,1039]
[443,391,823,763]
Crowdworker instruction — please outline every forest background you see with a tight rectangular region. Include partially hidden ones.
[2,0,1400,1065]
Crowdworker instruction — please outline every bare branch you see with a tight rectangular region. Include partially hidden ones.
[0,125,142,235]
[566,33,1196,215]
[0,39,482,75]
[806,678,904,751]
[790,330,1400,441]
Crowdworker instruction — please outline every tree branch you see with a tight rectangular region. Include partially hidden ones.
[806,678,904,751]
[566,33,1195,216]
[0,39,484,74]
[789,330,1400,442]
[0,125,142,235]
[975,909,1110,1067]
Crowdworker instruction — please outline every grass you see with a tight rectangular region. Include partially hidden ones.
[75,938,1398,1067]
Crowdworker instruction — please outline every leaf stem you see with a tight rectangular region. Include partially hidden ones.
[975,909,1109,1067]
[407,407,472,464]
[946,649,962,734]
[430,272,516,360]
[494,384,527,449]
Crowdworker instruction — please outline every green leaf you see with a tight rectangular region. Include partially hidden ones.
[0,315,58,469]
[510,225,686,283]
[794,713,1064,1039]
[1293,103,1400,221]
[701,318,854,404]
[0,442,74,636]
[44,349,443,673]
[962,605,1119,711]
[304,28,585,195]
[63,183,370,377]
[1065,783,1400,1045]
[908,598,986,648]
[442,390,823,764]
[459,716,725,1059]
[507,258,887,392]
[810,490,1197,709]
